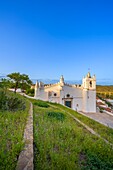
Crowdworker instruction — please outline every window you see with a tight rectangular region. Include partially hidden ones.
[90,81,92,87]
[54,93,57,96]
[48,91,52,97]
[66,94,70,98]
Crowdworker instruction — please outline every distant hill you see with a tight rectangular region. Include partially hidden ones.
[0,76,6,79]
[32,78,113,85]
[32,79,82,85]
[0,74,113,85]
[97,85,113,93]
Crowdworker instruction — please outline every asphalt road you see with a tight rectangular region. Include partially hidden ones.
[80,111,113,129]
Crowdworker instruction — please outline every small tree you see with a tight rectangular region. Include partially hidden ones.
[7,72,32,93]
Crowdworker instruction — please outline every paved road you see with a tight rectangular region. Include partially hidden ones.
[80,112,113,129]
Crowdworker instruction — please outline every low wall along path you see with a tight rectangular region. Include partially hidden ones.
[16,102,34,170]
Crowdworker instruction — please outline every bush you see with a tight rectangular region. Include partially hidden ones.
[7,97,26,111]
[0,89,26,111]
[100,108,103,113]
[47,111,65,121]
[26,88,34,96]
[0,90,8,110]
[34,100,49,108]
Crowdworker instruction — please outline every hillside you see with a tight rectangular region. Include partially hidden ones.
[97,85,113,93]
[33,100,113,170]
[1,90,113,169]
[0,89,30,170]
[96,85,113,99]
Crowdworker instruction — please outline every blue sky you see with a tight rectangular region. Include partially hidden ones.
[0,0,113,80]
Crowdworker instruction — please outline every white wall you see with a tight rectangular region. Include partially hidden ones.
[62,85,82,98]
[35,89,48,101]
[72,98,83,111]
[35,82,96,113]
[83,89,96,113]
[60,85,83,111]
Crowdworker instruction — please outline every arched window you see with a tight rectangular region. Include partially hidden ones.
[90,81,92,87]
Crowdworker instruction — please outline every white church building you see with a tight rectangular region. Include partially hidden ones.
[34,72,96,113]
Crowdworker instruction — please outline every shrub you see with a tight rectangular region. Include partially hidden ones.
[0,89,26,111]
[26,88,34,96]
[47,111,65,121]
[100,108,103,113]
[7,97,26,111]
[34,100,49,108]
[83,152,113,170]
[0,90,8,110]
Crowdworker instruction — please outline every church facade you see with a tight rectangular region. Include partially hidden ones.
[34,72,96,113]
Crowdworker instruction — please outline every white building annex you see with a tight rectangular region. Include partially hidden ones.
[34,72,96,113]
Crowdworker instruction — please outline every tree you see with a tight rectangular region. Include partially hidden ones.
[20,74,32,92]
[7,72,32,93]
[0,78,11,91]
[7,72,21,93]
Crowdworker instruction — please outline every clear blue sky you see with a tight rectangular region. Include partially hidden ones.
[0,0,113,80]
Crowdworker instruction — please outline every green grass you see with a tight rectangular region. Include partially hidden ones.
[0,91,30,170]
[33,100,113,170]
[47,111,65,121]
[34,100,50,108]
[51,103,113,144]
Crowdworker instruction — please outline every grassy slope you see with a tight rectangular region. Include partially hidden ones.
[52,103,113,144]
[0,92,30,170]
[33,100,113,170]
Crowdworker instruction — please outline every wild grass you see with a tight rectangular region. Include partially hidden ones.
[51,103,113,144]
[34,100,49,108]
[0,90,30,170]
[33,100,113,170]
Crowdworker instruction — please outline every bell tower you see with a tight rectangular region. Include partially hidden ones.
[82,72,96,90]
[82,72,96,113]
